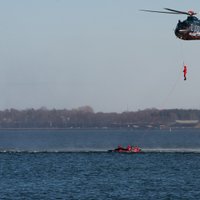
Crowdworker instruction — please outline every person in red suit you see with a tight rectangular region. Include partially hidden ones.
[183,65,187,81]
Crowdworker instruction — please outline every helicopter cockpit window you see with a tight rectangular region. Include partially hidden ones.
[178,21,187,29]
[187,16,198,22]
[193,16,198,21]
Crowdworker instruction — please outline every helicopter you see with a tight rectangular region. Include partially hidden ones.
[140,8,200,40]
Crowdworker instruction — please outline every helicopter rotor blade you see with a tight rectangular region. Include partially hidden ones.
[140,9,181,14]
[164,8,194,15]
[140,8,197,16]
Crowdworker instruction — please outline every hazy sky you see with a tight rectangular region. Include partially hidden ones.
[0,0,200,112]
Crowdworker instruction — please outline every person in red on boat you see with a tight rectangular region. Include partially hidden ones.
[117,145,123,151]
[183,65,187,81]
[133,146,141,152]
[127,145,131,151]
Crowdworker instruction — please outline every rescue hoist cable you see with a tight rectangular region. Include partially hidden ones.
[159,40,187,109]
[159,65,182,109]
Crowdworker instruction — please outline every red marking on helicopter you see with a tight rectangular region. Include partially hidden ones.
[188,10,195,16]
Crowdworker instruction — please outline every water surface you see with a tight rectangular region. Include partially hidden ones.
[0,129,200,152]
[1,152,200,199]
[1,129,200,199]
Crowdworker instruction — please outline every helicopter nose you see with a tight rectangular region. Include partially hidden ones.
[175,28,179,35]
[175,27,188,40]
[175,28,182,38]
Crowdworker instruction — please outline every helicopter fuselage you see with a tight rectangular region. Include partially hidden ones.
[175,16,200,40]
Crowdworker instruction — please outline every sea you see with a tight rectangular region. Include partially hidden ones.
[1,129,200,200]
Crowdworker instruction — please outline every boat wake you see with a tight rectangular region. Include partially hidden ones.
[143,148,200,153]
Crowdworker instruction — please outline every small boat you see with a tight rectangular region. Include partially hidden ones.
[108,145,142,153]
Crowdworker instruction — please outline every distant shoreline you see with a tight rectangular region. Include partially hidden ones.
[0,108,199,129]
[0,127,198,131]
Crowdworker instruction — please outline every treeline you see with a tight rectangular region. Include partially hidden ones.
[0,106,200,128]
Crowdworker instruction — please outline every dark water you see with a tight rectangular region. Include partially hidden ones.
[0,129,200,152]
[1,152,200,200]
[1,129,200,199]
